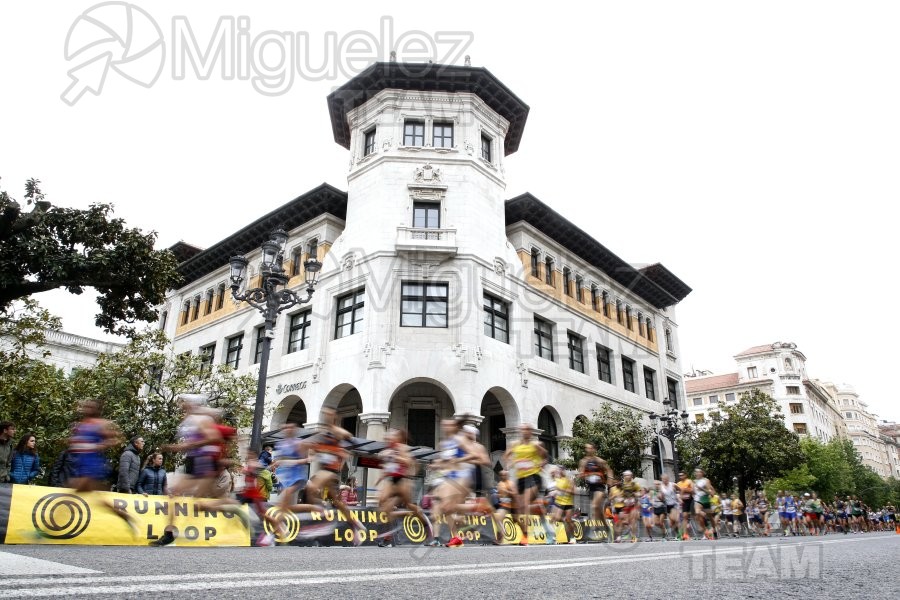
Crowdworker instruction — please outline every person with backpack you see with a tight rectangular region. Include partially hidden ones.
[10,433,41,484]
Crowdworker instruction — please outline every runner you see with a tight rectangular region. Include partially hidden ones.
[299,407,365,545]
[692,469,716,540]
[640,487,656,541]
[613,470,641,542]
[802,492,821,536]
[503,423,548,546]
[491,470,517,545]
[429,418,480,547]
[237,448,282,546]
[578,444,613,522]
[756,491,771,536]
[776,491,789,536]
[785,493,799,535]
[676,471,694,540]
[658,473,679,539]
[270,421,321,540]
[721,492,734,537]
[548,467,576,543]
[731,493,744,537]
[375,428,432,547]
[153,395,246,547]
[651,481,669,539]
[61,399,137,538]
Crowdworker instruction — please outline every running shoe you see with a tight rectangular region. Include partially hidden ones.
[150,530,176,547]
[256,532,276,547]
[446,536,464,548]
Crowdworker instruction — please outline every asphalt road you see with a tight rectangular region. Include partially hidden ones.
[0,533,897,599]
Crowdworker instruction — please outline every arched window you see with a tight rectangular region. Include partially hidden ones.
[537,408,558,461]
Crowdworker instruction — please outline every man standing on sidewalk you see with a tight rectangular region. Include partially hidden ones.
[117,436,144,493]
[0,422,16,484]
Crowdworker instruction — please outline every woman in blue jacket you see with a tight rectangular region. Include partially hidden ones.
[10,433,41,484]
[137,452,168,496]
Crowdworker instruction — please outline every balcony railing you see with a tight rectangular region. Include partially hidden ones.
[396,227,457,258]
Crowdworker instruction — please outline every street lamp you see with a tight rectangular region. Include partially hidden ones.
[649,398,691,476]
[229,231,322,451]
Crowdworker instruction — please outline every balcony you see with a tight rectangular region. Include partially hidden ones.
[396,226,457,260]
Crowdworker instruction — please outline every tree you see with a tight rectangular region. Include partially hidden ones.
[70,329,256,472]
[799,437,853,500]
[562,403,655,476]
[674,423,702,472]
[695,389,801,502]
[0,300,77,480]
[765,464,817,499]
[0,177,181,335]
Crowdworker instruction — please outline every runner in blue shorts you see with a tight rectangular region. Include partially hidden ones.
[63,399,137,537]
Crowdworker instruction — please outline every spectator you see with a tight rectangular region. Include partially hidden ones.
[137,452,167,496]
[258,465,273,501]
[10,433,41,484]
[340,476,359,506]
[0,422,16,483]
[49,449,76,488]
[259,444,274,468]
[117,435,144,493]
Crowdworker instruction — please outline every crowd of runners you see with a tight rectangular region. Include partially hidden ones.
[52,396,899,547]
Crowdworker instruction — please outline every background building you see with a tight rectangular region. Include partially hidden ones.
[157,62,692,481]
[1,328,123,375]
[685,343,897,480]
[684,342,846,441]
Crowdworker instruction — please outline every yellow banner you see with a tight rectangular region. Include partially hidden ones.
[5,485,249,546]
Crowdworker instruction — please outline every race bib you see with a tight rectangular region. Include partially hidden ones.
[587,475,601,484]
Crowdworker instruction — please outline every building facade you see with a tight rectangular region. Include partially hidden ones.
[824,382,893,479]
[684,342,846,442]
[158,63,692,478]
[1,329,123,375]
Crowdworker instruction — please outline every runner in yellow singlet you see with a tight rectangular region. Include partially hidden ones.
[502,423,547,545]
[549,467,576,543]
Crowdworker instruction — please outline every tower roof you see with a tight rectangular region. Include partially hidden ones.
[327,62,530,155]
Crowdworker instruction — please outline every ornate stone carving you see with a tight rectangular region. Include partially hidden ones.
[381,137,392,151]
[414,163,442,183]
[364,341,395,369]
[493,257,507,276]
[341,253,357,271]
[312,356,325,382]
[516,360,529,388]
[464,138,474,155]
[408,187,446,201]
[452,343,482,372]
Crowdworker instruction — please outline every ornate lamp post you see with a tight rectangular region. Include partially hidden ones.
[649,398,691,476]
[229,230,321,451]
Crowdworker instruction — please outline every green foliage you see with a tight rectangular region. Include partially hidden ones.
[0,300,74,477]
[694,389,801,501]
[674,423,702,472]
[1,313,255,480]
[798,437,853,500]
[0,177,182,335]
[562,403,655,476]
[765,464,817,499]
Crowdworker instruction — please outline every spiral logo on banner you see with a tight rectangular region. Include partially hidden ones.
[571,520,584,541]
[500,515,519,542]
[402,515,427,543]
[32,493,92,539]
[262,507,300,543]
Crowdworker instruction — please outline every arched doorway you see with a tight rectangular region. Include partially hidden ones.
[270,395,307,429]
[388,379,455,449]
[480,387,520,476]
[333,389,362,437]
[537,407,561,461]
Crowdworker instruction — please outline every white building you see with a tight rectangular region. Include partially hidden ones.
[684,342,846,442]
[825,383,893,479]
[158,62,692,479]
[0,329,123,375]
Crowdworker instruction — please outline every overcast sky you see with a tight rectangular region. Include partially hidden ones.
[2,1,898,422]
